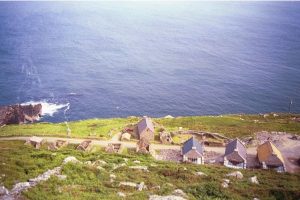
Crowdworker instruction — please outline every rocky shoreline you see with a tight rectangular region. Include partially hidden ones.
[0,104,42,126]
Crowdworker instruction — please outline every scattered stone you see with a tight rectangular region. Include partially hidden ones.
[123,158,129,162]
[150,163,158,167]
[249,176,259,184]
[129,166,149,172]
[149,195,186,200]
[226,171,243,179]
[84,161,92,165]
[222,179,230,184]
[96,166,105,171]
[117,192,126,197]
[56,175,67,180]
[253,198,260,200]
[183,167,187,171]
[151,185,161,190]
[133,160,141,164]
[110,174,116,179]
[113,163,126,170]
[0,186,8,195]
[63,156,81,165]
[92,160,107,167]
[165,183,174,187]
[137,182,146,191]
[172,189,187,198]
[195,171,207,176]
[221,182,229,188]
[119,181,137,188]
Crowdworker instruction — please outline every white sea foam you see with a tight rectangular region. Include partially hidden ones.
[21,101,69,117]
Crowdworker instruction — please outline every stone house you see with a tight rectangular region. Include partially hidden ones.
[257,141,285,172]
[223,138,247,169]
[181,137,204,164]
[137,117,154,141]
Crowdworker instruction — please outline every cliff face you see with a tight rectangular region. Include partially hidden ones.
[0,104,42,126]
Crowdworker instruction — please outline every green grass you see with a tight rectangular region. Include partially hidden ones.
[0,141,299,200]
[156,113,300,138]
[0,113,299,139]
[0,117,139,139]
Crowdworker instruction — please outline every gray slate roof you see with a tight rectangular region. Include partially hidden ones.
[224,138,247,160]
[182,137,204,155]
[137,117,154,135]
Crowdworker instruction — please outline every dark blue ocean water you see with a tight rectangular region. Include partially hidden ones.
[0,2,300,122]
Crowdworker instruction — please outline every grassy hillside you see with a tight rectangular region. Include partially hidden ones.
[0,114,299,139]
[0,141,299,200]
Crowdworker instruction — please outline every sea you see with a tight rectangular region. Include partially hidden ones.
[0,1,300,122]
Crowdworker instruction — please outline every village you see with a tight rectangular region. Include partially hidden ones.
[21,116,299,173]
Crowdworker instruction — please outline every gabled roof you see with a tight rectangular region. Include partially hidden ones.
[137,117,154,134]
[224,138,247,160]
[182,137,204,155]
[257,141,284,164]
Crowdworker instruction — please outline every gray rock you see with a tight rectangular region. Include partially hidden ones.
[195,171,207,176]
[117,192,126,197]
[137,182,146,191]
[129,166,149,172]
[0,186,8,195]
[149,195,186,200]
[172,189,187,198]
[226,171,243,179]
[63,156,80,164]
[249,176,259,184]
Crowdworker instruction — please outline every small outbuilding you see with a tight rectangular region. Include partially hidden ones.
[25,136,44,149]
[76,140,93,151]
[257,141,285,172]
[137,117,154,141]
[48,140,68,151]
[223,138,247,169]
[105,143,123,153]
[181,137,204,164]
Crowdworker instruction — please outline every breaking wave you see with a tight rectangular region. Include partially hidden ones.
[21,101,69,117]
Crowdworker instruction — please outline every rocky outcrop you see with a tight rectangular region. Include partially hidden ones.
[0,104,42,126]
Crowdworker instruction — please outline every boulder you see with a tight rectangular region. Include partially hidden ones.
[149,195,186,200]
[195,171,207,176]
[117,192,126,197]
[226,171,243,179]
[63,156,81,165]
[164,115,174,119]
[137,182,146,191]
[119,181,137,188]
[172,189,187,198]
[0,186,8,195]
[249,176,259,184]
[56,175,67,180]
[129,166,149,172]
